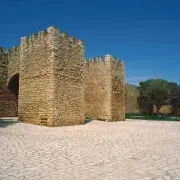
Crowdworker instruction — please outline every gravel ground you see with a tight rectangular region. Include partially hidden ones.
[0,119,180,180]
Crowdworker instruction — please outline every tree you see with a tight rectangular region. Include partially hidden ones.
[169,82,180,114]
[138,79,170,114]
[138,83,153,114]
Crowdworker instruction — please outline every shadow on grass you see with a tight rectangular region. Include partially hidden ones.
[126,113,180,122]
[0,118,20,128]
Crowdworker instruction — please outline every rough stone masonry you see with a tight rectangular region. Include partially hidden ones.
[0,26,125,126]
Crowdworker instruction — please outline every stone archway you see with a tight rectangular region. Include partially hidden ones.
[8,73,19,98]
[5,73,19,117]
[0,73,19,117]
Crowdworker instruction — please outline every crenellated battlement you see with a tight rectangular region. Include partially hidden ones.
[68,36,84,48]
[85,55,109,65]
[85,54,123,68]
[110,56,124,65]
[21,31,48,45]
[7,46,20,55]
[59,31,84,48]
[20,26,84,49]
[86,56,105,64]
[60,31,68,38]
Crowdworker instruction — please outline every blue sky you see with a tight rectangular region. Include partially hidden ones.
[0,0,180,85]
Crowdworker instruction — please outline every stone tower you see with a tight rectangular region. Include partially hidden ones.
[85,55,125,121]
[18,26,85,126]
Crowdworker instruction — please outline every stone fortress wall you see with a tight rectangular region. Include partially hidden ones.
[0,26,125,126]
[153,105,171,114]
[0,48,18,117]
[1,26,173,125]
[125,83,140,113]
[0,48,7,89]
[7,46,20,84]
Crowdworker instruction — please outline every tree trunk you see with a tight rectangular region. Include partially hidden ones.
[148,104,153,115]
[171,105,178,115]
[156,106,161,115]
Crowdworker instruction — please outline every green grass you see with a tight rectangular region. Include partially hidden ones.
[126,113,180,121]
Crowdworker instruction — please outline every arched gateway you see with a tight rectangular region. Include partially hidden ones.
[8,73,19,98]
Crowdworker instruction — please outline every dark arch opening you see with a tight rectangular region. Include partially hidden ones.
[8,74,19,98]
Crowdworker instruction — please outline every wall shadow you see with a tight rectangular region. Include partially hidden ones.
[84,119,93,124]
[0,118,20,128]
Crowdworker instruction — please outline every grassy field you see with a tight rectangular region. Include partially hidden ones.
[126,113,180,121]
